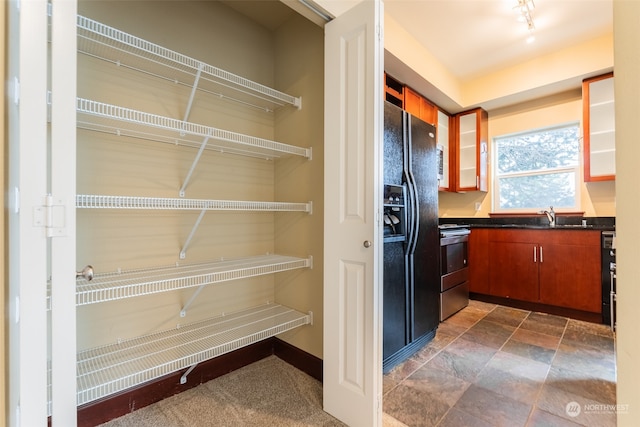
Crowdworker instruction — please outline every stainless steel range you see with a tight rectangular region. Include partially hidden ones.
[439,225,470,321]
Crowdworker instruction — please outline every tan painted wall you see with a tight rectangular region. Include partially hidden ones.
[76,1,322,357]
[439,89,616,218]
[613,0,640,424]
[273,15,324,358]
[463,34,614,107]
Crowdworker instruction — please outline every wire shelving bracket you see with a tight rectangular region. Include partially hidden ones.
[179,209,207,259]
[180,363,198,385]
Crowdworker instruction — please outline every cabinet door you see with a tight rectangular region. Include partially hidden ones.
[454,108,488,192]
[420,98,437,126]
[437,109,452,191]
[384,73,404,108]
[404,87,437,125]
[468,228,490,294]
[583,73,615,181]
[538,233,601,312]
[404,86,421,118]
[489,241,539,302]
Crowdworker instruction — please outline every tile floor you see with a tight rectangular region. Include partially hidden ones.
[382,300,616,427]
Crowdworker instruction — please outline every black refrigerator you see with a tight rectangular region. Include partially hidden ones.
[383,101,440,373]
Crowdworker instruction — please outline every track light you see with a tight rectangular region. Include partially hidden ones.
[515,0,536,41]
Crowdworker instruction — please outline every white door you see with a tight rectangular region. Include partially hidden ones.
[7,0,78,425]
[7,0,50,425]
[49,0,79,425]
[323,1,384,426]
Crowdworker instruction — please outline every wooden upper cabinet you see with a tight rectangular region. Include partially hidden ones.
[404,86,437,126]
[583,72,615,181]
[454,108,488,192]
[384,73,404,109]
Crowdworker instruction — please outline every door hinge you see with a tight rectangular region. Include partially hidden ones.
[33,195,67,237]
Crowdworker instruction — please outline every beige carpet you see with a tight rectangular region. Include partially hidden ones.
[98,356,346,427]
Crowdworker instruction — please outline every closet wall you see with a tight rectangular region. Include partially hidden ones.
[75,0,323,358]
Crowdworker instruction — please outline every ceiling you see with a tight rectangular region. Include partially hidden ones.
[384,0,613,82]
[220,0,614,111]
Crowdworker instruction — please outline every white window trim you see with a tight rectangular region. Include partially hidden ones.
[491,123,581,213]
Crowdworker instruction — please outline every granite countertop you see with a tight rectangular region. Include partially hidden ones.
[439,216,615,232]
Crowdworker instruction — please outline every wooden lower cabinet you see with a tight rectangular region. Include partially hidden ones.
[468,228,490,294]
[489,240,539,302]
[470,228,601,313]
[537,235,601,312]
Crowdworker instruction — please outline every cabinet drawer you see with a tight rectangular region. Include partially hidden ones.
[442,267,469,292]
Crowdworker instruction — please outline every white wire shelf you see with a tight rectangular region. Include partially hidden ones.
[77,98,312,160]
[75,255,312,305]
[77,15,301,112]
[45,304,310,412]
[76,194,312,213]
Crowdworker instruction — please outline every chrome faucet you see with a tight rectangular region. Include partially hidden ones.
[543,206,556,227]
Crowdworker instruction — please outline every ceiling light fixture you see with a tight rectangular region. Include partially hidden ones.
[515,0,536,42]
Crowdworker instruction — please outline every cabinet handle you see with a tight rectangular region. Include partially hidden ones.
[533,246,536,263]
[363,240,371,248]
[540,246,543,263]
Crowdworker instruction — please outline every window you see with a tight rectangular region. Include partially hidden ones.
[493,124,580,212]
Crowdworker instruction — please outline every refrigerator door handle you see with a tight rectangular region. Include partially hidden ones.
[404,179,417,254]
[409,179,420,255]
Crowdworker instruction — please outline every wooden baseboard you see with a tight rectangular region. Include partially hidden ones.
[273,338,323,382]
[470,293,603,324]
[61,338,322,427]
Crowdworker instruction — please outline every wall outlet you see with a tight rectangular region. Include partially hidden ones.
[475,202,482,211]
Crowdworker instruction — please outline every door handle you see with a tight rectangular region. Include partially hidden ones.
[540,246,543,263]
[363,240,371,248]
[533,246,536,263]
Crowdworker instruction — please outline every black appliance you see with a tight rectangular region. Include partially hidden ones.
[383,101,440,372]
[602,231,616,331]
[439,225,470,320]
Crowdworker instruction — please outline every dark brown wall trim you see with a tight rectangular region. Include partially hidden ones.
[46,338,322,427]
[273,338,323,382]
